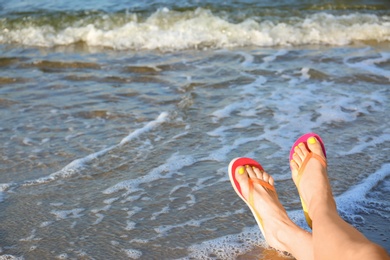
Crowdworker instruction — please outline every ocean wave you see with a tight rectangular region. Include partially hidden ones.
[1,8,389,50]
[22,112,169,186]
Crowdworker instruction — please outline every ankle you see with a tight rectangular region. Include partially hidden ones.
[264,216,299,252]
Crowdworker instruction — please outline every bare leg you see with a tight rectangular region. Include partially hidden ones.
[233,164,313,260]
[291,137,389,260]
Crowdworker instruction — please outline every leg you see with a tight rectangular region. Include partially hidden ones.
[230,161,313,260]
[291,136,389,260]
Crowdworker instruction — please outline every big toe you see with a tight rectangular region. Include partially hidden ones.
[235,165,249,183]
[307,136,326,158]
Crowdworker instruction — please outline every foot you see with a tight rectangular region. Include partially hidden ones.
[290,136,336,219]
[235,165,303,253]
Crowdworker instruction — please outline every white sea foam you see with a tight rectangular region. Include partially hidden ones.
[345,52,390,81]
[22,112,169,186]
[262,50,289,63]
[125,221,136,231]
[154,209,244,237]
[0,183,14,203]
[40,221,54,228]
[56,253,68,259]
[336,163,390,210]
[0,256,25,260]
[151,205,170,220]
[186,226,266,259]
[1,9,389,50]
[103,197,119,204]
[22,137,34,146]
[92,213,105,225]
[339,133,390,155]
[237,51,255,67]
[210,76,268,123]
[119,112,169,145]
[207,47,389,161]
[126,207,143,218]
[103,153,196,194]
[50,208,85,220]
[19,229,40,242]
[122,248,142,259]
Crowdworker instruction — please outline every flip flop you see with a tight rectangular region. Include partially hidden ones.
[228,157,276,240]
[290,132,327,229]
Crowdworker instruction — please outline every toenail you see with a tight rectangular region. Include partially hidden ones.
[308,137,316,144]
[298,142,304,146]
[252,166,257,170]
[238,166,245,175]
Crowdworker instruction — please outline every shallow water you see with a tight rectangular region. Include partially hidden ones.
[1,0,390,259]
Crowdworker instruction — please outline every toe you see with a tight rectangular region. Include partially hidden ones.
[252,166,263,179]
[233,165,252,201]
[292,152,302,166]
[295,143,308,159]
[307,137,326,159]
[262,170,270,183]
[235,165,248,181]
[268,175,275,186]
[246,165,257,179]
[290,159,299,172]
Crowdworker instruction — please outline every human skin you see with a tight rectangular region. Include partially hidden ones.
[234,165,313,260]
[232,136,389,260]
[290,137,389,260]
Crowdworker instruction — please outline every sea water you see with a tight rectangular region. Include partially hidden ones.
[0,0,389,259]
